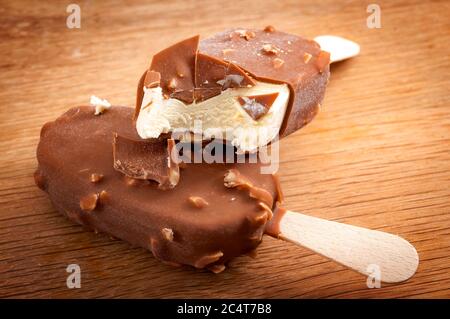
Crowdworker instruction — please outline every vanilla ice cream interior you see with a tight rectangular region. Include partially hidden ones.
[136,80,290,153]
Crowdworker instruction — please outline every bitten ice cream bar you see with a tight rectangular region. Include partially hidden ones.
[35,27,419,281]
[35,106,282,272]
[135,27,330,152]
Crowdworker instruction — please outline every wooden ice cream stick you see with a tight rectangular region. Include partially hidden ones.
[269,210,419,283]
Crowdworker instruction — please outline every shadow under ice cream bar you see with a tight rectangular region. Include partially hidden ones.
[135,27,330,152]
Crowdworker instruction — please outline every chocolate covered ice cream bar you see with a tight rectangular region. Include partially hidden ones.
[35,106,283,271]
[135,27,330,152]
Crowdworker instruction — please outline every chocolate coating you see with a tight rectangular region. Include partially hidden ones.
[136,27,330,139]
[199,27,330,137]
[150,35,199,104]
[35,106,278,270]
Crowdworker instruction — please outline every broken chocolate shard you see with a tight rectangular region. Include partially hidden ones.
[144,70,161,88]
[134,70,147,121]
[195,52,255,90]
[225,62,255,88]
[193,87,222,102]
[237,92,279,120]
[188,196,209,208]
[113,134,179,189]
[90,173,103,183]
[195,52,228,88]
[230,29,256,41]
[224,169,273,207]
[170,89,195,104]
[150,35,199,104]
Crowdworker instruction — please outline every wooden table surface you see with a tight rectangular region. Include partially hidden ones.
[0,0,449,298]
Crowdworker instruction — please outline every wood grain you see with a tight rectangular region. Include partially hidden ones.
[0,0,449,298]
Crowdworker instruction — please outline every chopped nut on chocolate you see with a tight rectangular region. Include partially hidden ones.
[232,29,256,41]
[188,196,209,208]
[194,251,224,268]
[272,57,285,68]
[195,52,255,90]
[90,173,103,183]
[208,264,226,274]
[161,228,174,241]
[303,52,312,64]
[79,193,98,212]
[244,31,256,40]
[99,190,108,202]
[90,95,111,115]
[261,43,279,55]
[263,25,275,33]
[224,169,251,188]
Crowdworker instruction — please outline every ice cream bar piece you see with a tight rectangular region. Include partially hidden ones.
[135,27,330,152]
[112,134,179,189]
[35,106,281,271]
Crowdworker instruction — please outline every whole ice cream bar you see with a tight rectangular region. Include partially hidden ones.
[35,106,282,271]
[135,27,330,152]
